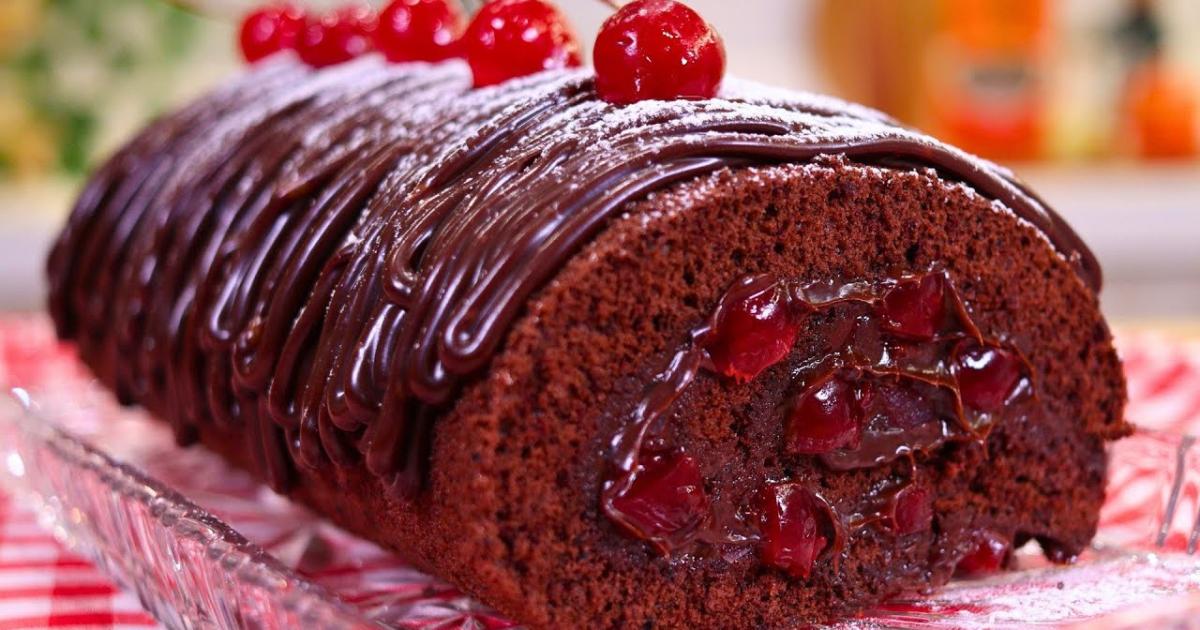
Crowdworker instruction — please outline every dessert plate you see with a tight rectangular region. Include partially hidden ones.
[1,316,1199,629]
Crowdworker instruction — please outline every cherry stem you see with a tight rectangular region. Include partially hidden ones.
[600,0,625,9]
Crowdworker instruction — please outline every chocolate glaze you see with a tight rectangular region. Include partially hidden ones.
[48,57,1092,495]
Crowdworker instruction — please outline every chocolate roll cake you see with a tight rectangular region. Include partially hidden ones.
[47,57,1128,627]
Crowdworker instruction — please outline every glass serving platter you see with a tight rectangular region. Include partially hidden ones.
[1,316,1200,629]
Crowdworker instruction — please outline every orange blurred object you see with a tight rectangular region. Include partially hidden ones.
[924,0,1051,161]
[1122,55,1199,159]
[814,0,1052,162]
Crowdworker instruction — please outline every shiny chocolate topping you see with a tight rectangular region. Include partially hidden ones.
[47,57,1096,494]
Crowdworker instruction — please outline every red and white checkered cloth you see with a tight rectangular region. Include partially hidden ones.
[0,493,157,629]
[0,316,1199,629]
[0,317,161,629]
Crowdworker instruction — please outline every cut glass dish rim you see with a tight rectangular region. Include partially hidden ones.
[4,376,1200,629]
[0,390,377,629]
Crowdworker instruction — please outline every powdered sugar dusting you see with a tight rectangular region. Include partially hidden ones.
[49,53,1099,500]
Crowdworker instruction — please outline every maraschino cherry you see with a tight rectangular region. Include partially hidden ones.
[890,483,934,535]
[955,530,1011,576]
[593,0,726,104]
[297,4,378,69]
[702,278,802,383]
[606,453,709,553]
[376,0,466,63]
[756,482,836,578]
[239,3,307,63]
[463,0,582,88]
[881,273,946,340]
[785,374,862,455]
[954,344,1024,412]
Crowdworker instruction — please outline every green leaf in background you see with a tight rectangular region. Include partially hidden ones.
[1,0,217,181]
[11,45,51,84]
[58,107,97,174]
[164,6,199,59]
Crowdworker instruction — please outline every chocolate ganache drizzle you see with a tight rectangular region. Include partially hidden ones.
[48,57,1098,494]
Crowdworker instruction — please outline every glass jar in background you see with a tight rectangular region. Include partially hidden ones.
[811,0,1200,163]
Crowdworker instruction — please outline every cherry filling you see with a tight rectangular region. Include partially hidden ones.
[954,344,1025,413]
[755,482,839,578]
[604,270,1033,576]
[881,273,947,340]
[862,377,944,432]
[701,277,803,383]
[804,374,960,471]
[785,373,861,455]
[605,453,709,554]
[890,483,934,535]
[955,530,1012,576]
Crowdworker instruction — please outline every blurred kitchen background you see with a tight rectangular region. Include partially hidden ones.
[0,0,1197,328]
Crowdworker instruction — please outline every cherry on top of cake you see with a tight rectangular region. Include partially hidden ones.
[462,0,582,87]
[297,4,378,68]
[238,0,727,102]
[239,3,307,63]
[593,0,725,103]
[377,0,466,63]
